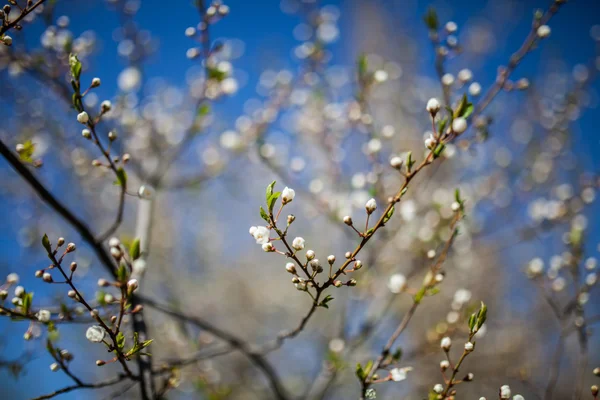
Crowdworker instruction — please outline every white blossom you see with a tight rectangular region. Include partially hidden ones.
[77,111,89,124]
[282,187,296,204]
[388,274,406,293]
[253,226,270,245]
[426,98,440,114]
[457,68,473,83]
[292,237,305,250]
[469,82,482,96]
[6,273,19,284]
[365,198,377,214]
[500,385,511,399]
[86,325,105,343]
[445,21,457,33]
[262,242,274,252]
[37,309,51,323]
[390,366,412,382]
[464,341,474,351]
[433,384,444,394]
[424,133,436,149]
[441,336,452,351]
[537,25,551,39]
[513,395,525,400]
[452,117,468,134]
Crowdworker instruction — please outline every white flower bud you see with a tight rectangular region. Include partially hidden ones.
[451,201,461,211]
[262,242,274,252]
[14,286,24,297]
[464,341,474,351]
[82,129,91,139]
[3,35,12,46]
[440,360,450,370]
[86,325,105,343]
[440,336,452,351]
[77,111,89,124]
[292,237,305,250]
[108,237,120,248]
[282,187,295,204]
[127,279,138,294]
[306,250,315,260]
[388,274,406,294]
[365,198,377,214]
[469,82,481,96]
[285,263,296,274]
[445,21,457,33]
[343,216,353,225]
[66,243,76,253]
[50,362,60,372]
[457,68,473,83]
[101,100,112,113]
[110,246,122,259]
[513,395,525,400]
[424,134,436,150]
[354,260,363,270]
[452,117,468,134]
[426,98,441,115]
[6,273,19,284]
[390,367,412,382]
[433,384,444,394]
[37,309,51,323]
[108,130,117,141]
[43,272,53,283]
[253,226,270,245]
[537,25,551,39]
[138,185,155,199]
[442,73,454,86]
[390,156,403,169]
[500,385,511,399]
[327,255,336,264]
[91,77,101,87]
[185,27,196,37]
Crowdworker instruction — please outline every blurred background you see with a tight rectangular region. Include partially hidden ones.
[0,0,600,399]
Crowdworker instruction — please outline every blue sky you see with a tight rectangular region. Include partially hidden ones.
[1,0,600,398]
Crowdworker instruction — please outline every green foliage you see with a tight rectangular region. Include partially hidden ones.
[17,140,36,164]
[423,7,439,31]
[114,167,127,186]
[318,295,334,309]
[116,331,126,351]
[41,233,52,254]
[468,301,487,334]
[382,205,395,224]
[124,332,153,358]
[130,238,141,260]
[356,360,373,381]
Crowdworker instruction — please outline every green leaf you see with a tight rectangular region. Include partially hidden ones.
[382,205,395,224]
[130,238,141,260]
[266,181,276,203]
[365,227,375,236]
[423,7,439,31]
[207,66,227,82]
[197,103,210,117]
[414,286,426,304]
[117,264,129,282]
[392,347,403,361]
[454,93,473,119]
[463,103,474,118]
[318,295,334,309]
[96,290,107,306]
[406,152,414,171]
[259,206,270,223]
[68,53,82,80]
[433,143,445,158]
[267,192,281,213]
[116,332,126,351]
[356,363,365,380]
[22,292,33,315]
[357,53,368,79]
[114,168,127,187]
[41,233,52,254]
[17,140,36,163]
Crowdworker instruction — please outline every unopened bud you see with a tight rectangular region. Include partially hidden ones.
[35,270,44,278]
[96,360,106,366]
[66,243,76,253]
[57,237,65,247]
[354,260,363,270]
[287,214,295,225]
[333,280,343,287]
[347,279,357,286]
[285,263,296,274]
[327,255,336,265]
[306,250,315,260]
[70,262,77,272]
[343,216,353,225]
[43,272,53,283]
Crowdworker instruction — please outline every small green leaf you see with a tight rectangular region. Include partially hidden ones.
[433,143,445,158]
[266,181,276,203]
[17,140,36,163]
[414,286,426,304]
[130,238,141,260]
[114,168,127,186]
[392,347,402,361]
[423,7,439,31]
[357,53,368,79]
[319,295,334,309]
[382,205,395,224]
[259,206,270,223]
[356,363,365,380]
[41,234,51,254]
[267,192,281,213]
[197,103,210,117]
[22,292,33,314]
[96,290,107,306]
[116,332,126,351]
[365,227,375,236]
[68,53,82,80]
[117,264,129,282]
